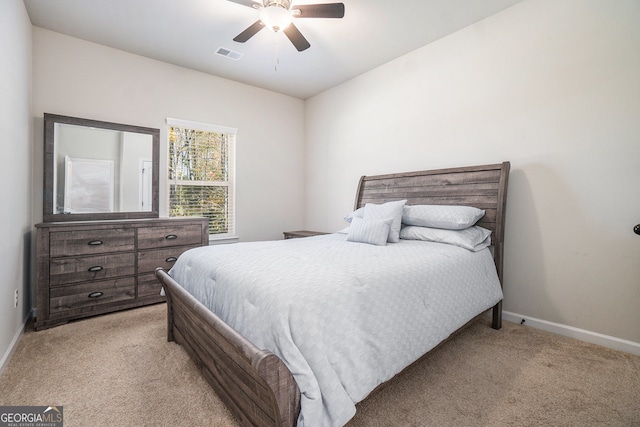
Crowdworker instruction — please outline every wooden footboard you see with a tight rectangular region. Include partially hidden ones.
[156,268,300,427]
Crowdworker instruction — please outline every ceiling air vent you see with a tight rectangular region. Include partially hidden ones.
[216,47,243,61]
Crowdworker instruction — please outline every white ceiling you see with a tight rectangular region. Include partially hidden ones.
[23,0,524,99]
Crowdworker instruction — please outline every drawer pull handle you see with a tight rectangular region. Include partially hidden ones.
[88,240,103,246]
[166,257,178,263]
[88,292,104,298]
[165,234,178,240]
[88,266,104,272]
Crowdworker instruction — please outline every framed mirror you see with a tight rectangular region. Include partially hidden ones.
[43,113,160,222]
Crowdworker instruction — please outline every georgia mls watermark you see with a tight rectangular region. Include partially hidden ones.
[0,406,63,427]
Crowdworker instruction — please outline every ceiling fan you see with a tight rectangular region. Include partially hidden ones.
[228,0,345,52]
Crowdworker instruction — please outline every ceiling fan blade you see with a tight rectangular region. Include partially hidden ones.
[227,0,261,8]
[293,3,345,18]
[283,23,311,51]
[233,20,265,43]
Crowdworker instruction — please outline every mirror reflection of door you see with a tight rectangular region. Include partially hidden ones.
[140,159,153,211]
[64,156,115,213]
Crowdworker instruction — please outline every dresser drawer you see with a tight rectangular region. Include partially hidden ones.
[138,272,164,298]
[49,253,135,286]
[50,228,135,257]
[49,277,135,314]
[138,224,203,249]
[137,245,199,273]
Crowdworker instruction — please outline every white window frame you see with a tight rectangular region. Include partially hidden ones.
[166,118,237,242]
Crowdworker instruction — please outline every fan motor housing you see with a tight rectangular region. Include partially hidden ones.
[263,0,291,10]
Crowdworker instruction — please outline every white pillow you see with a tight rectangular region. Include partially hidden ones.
[346,217,393,246]
[399,225,492,251]
[402,205,485,230]
[363,199,407,243]
[336,226,350,234]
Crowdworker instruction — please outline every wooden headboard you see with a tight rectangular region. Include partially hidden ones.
[354,162,510,284]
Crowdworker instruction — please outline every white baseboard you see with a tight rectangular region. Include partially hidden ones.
[503,311,640,356]
[0,308,34,377]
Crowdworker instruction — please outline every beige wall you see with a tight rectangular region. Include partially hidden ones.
[32,27,306,242]
[304,0,640,343]
[0,0,33,370]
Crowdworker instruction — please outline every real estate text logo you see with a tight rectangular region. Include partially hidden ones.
[0,406,63,427]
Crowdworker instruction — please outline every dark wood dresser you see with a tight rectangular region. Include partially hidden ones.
[35,217,209,330]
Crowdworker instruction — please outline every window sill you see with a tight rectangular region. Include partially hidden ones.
[209,235,239,245]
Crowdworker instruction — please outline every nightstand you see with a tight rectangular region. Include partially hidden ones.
[283,230,329,239]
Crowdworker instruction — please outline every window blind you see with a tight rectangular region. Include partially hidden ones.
[167,118,236,237]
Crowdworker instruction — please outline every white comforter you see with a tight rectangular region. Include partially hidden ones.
[169,233,503,427]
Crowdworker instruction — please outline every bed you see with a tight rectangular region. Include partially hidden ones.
[155,161,510,427]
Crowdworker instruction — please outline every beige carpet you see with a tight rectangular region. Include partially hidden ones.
[1,304,638,427]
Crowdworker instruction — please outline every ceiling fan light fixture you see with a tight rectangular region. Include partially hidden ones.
[259,5,293,32]
[230,0,344,52]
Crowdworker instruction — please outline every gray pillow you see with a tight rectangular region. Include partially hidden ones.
[363,199,407,243]
[402,205,485,230]
[346,217,393,246]
[343,206,365,223]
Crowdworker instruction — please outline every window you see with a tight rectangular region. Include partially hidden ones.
[167,118,236,237]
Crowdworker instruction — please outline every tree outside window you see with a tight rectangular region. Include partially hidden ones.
[168,121,236,237]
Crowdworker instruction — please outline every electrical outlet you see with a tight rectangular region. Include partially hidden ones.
[14,289,18,308]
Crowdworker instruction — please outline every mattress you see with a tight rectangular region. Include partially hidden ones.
[169,233,503,427]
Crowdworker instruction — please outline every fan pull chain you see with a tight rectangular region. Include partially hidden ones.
[274,35,280,72]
